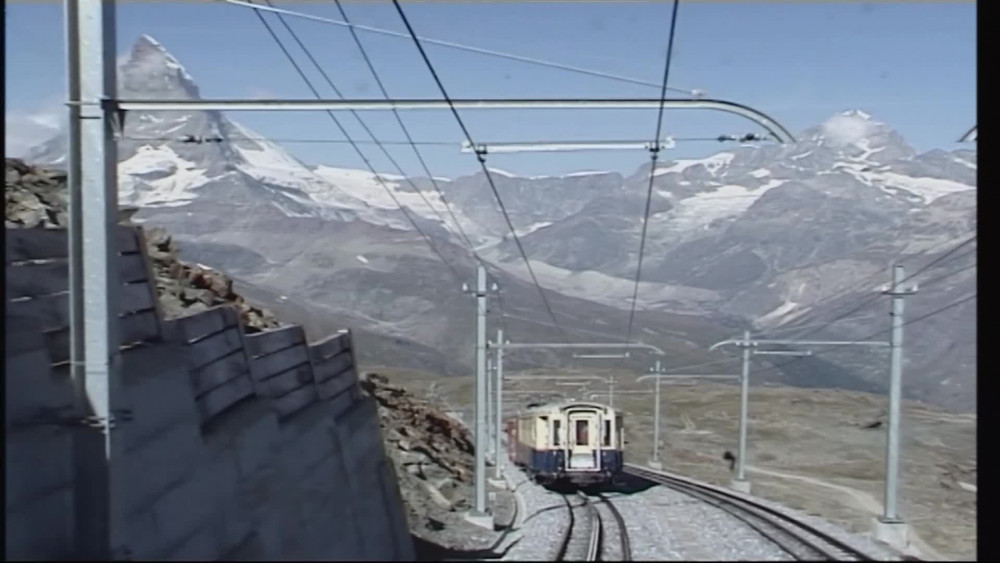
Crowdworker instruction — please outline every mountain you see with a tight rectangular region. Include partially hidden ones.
[23,35,976,411]
[482,111,976,409]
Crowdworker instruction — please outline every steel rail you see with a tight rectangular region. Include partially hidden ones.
[625,465,876,561]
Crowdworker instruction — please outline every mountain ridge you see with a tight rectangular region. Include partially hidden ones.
[21,34,977,411]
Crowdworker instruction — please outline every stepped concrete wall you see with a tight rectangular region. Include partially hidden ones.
[5,226,414,560]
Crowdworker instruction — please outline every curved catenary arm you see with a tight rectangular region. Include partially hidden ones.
[709,339,743,351]
[960,126,976,143]
[115,98,797,144]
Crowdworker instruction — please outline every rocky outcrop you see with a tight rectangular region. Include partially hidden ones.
[5,157,281,333]
[360,373,476,536]
[141,227,280,332]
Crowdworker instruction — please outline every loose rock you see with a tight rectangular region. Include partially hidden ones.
[5,158,282,333]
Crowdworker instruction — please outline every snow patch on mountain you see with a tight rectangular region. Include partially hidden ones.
[313,165,436,213]
[654,152,735,177]
[873,172,973,203]
[654,179,786,230]
[756,299,802,327]
[951,156,977,170]
[487,167,518,178]
[493,256,720,313]
[119,145,211,208]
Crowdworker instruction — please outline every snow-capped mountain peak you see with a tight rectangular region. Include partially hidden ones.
[120,34,200,100]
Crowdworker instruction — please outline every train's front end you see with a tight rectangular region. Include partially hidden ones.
[560,402,624,486]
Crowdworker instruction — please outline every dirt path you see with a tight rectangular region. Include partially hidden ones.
[746,464,947,561]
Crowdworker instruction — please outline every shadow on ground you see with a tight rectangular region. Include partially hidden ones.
[412,533,521,562]
[538,472,658,496]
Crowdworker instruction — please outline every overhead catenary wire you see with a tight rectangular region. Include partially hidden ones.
[260,0,459,243]
[746,291,977,380]
[768,232,977,342]
[391,0,562,332]
[331,0,481,259]
[625,0,682,342]
[222,0,702,96]
[125,134,770,147]
[247,0,464,282]
[709,252,978,375]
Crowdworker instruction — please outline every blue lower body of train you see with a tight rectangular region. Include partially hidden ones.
[515,447,624,486]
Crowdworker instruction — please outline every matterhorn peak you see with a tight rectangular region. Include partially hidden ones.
[840,109,873,120]
[119,34,201,100]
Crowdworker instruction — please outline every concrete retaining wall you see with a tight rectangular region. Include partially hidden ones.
[5,226,415,560]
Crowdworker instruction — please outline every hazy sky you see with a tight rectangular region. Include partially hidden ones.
[5,1,976,177]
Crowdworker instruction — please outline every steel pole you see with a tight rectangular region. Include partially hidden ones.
[736,330,751,482]
[652,360,662,464]
[65,0,85,419]
[473,265,487,515]
[883,265,907,521]
[78,0,120,556]
[65,0,95,556]
[494,329,504,480]
[609,375,615,409]
[486,355,494,464]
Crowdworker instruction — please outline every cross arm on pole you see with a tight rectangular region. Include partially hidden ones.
[461,139,678,153]
[636,374,740,383]
[710,337,890,351]
[112,98,796,143]
[506,375,611,383]
[499,342,667,355]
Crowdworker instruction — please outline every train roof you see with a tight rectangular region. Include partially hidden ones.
[521,400,616,415]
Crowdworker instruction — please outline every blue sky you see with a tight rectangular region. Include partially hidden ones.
[5,1,976,178]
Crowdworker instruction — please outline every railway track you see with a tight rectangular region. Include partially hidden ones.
[625,465,876,561]
[554,490,632,561]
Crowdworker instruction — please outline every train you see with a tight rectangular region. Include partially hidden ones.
[505,399,624,487]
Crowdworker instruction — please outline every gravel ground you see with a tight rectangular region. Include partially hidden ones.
[592,497,627,561]
[496,459,901,562]
[500,455,574,561]
[628,465,901,561]
[604,478,791,561]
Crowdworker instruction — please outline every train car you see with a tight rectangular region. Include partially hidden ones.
[506,400,624,487]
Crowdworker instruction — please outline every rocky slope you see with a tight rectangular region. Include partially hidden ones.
[360,373,476,535]
[6,157,281,332]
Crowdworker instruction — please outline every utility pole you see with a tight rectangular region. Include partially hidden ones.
[650,360,665,470]
[76,0,121,556]
[486,355,494,465]
[65,0,94,556]
[608,375,615,409]
[635,372,741,473]
[873,264,917,548]
[494,328,505,480]
[734,330,753,491]
[709,326,892,497]
[464,265,492,528]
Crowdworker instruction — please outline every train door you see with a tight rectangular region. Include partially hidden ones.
[565,410,601,471]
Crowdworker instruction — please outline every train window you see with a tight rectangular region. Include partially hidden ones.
[575,420,589,445]
[603,420,611,447]
[553,420,561,446]
[616,415,623,447]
